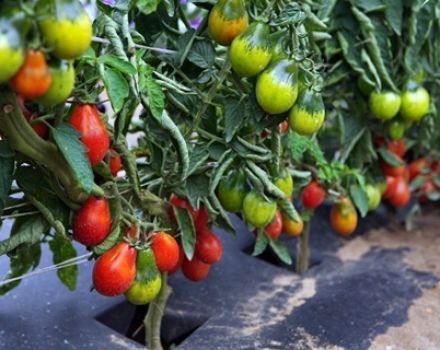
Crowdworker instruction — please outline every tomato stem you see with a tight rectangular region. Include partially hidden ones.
[296,219,310,274]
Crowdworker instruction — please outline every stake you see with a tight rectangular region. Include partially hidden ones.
[296,220,310,274]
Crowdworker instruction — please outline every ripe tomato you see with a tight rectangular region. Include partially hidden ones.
[380,158,405,177]
[382,176,397,199]
[33,59,75,107]
[0,13,24,84]
[242,191,277,228]
[365,184,381,211]
[109,149,122,176]
[217,170,248,213]
[36,0,92,59]
[282,214,304,237]
[10,49,52,98]
[279,120,289,133]
[418,178,435,203]
[387,120,405,141]
[229,22,272,77]
[124,224,138,238]
[68,104,110,166]
[16,96,47,138]
[151,232,180,273]
[387,177,410,207]
[256,58,299,114]
[168,194,208,232]
[73,196,111,246]
[169,245,184,275]
[301,180,325,209]
[182,256,210,282]
[387,139,405,158]
[408,158,427,180]
[288,89,325,135]
[400,85,430,122]
[195,228,223,264]
[208,0,248,46]
[369,90,401,120]
[92,241,137,296]
[330,197,358,236]
[430,161,439,172]
[274,169,294,198]
[263,209,282,239]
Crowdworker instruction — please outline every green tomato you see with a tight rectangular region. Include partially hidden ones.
[256,58,299,115]
[400,86,430,122]
[274,169,294,198]
[288,88,325,135]
[0,13,24,83]
[386,119,405,140]
[36,0,92,59]
[242,191,277,228]
[357,76,375,96]
[218,170,249,213]
[365,184,381,211]
[32,60,75,106]
[229,22,272,77]
[369,90,401,120]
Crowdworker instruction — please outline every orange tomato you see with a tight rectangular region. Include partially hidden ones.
[282,215,304,237]
[330,197,358,236]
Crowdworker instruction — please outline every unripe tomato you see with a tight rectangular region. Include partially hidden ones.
[242,191,277,228]
[274,169,294,198]
[68,104,110,166]
[408,158,427,180]
[400,85,430,122]
[256,58,299,114]
[365,184,381,211]
[36,0,92,59]
[0,13,24,83]
[151,232,180,273]
[195,228,223,264]
[387,177,410,207]
[182,256,210,282]
[109,149,122,176]
[369,90,401,120]
[229,22,272,77]
[301,180,325,209]
[168,194,208,232]
[208,0,248,46]
[387,120,405,141]
[10,49,52,98]
[288,89,325,135]
[73,196,111,246]
[263,209,282,239]
[92,241,137,296]
[217,170,248,213]
[282,214,304,237]
[330,197,358,236]
[380,158,406,177]
[33,59,75,107]
[16,96,47,138]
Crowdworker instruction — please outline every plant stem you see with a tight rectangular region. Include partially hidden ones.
[144,273,172,350]
[296,220,310,274]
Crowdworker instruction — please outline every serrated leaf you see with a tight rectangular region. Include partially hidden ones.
[187,41,215,69]
[188,147,210,176]
[350,184,369,218]
[101,67,129,113]
[173,206,196,260]
[52,123,94,193]
[224,98,248,142]
[49,234,77,291]
[252,231,269,256]
[268,238,292,265]
[185,174,210,209]
[98,54,136,75]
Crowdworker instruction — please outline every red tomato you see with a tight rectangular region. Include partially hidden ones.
[408,158,427,180]
[279,120,289,134]
[151,232,180,273]
[16,96,47,138]
[168,194,208,232]
[195,228,223,264]
[418,179,435,203]
[169,245,184,275]
[109,149,122,176]
[263,209,282,239]
[430,161,439,172]
[92,241,137,296]
[69,104,110,166]
[387,139,406,158]
[73,196,111,246]
[382,176,397,199]
[124,225,137,238]
[387,177,410,207]
[182,256,210,282]
[301,180,325,209]
[380,158,406,177]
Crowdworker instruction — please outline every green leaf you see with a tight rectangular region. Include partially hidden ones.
[268,238,292,265]
[135,0,161,14]
[208,194,235,234]
[102,67,129,113]
[97,54,136,75]
[52,123,94,194]
[0,215,48,256]
[173,29,197,67]
[350,184,369,218]
[187,41,215,69]
[224,97,248,142]
[93,226,122,256]
[273,2,306,26]
[188,146,210,176]
[377,148,404,166]
[185,174,210,209]
[252,231,269,256]
[48,234,78,291]
[384,0,402,35]
[173,206,196,260]
[145,76,165,119]
[0,140,14,212]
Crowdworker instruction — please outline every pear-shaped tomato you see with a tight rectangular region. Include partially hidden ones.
[288,89,325,135]
[208,0,248,46]
[151,232,180,273]
[33,59,75,106]
[274,169,294,198]
[36,0,92,59]
[242,191,277,228]
[69,104,110,166]
[10,49,52,98]
[330,197,358,236]
[369,90,401,120]
[301,180,325,209]
[93,241,137,297]
[256,58,299,114]
[217,170,249,213]
[0,12,25,83]
[195,228,223,264]
[400,84,430,122]
[125,249,162,305]
[282,214,304,237]
[229,22,272,77]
